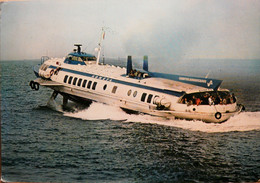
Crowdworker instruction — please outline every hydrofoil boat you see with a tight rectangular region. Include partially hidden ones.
[30,29,244,123]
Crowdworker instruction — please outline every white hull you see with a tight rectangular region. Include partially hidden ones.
[31,48,244,123]
[167,107,243,123]
[46,82,242,123]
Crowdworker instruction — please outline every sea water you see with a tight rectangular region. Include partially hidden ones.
[1,59,260,182]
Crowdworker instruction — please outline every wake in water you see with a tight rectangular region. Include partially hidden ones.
[46,95,89,113]
[61,102,260,133]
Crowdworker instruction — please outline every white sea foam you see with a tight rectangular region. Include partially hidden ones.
[64,102,129,120]
[64,102,260,133]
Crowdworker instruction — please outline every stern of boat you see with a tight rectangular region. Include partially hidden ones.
[158,103,245,123]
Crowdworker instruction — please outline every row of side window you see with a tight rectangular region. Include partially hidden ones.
[63,75,154,102]
[63,75,117,94]
[63,75,97,90]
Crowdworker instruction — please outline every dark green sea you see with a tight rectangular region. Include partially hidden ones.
[1,59,260,182]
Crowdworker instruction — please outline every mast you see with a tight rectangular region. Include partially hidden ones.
[96,27,105,65]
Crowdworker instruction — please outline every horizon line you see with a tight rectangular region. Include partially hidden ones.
[1,58,260,62]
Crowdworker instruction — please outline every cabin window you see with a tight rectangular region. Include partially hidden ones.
[77,78,82,86]
[43,64,49,71]
[88,56,97,61]
[80,57,87,61]
[92,82,97,90]
[82,80,87,87]
[112,86,118,94]
[87,81,92,89]
[68,76,73,84]
[40,64,45,70]
[64,75,68,83]
[77,57,83,62]
[127,90,132,96]
[73,77,78,85]
[133,91,137,97]
[147,94,153,103]
[103,84,107,90]
[71,56,78,61]
[141,93,147,102]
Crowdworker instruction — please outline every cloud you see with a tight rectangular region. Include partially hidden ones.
[121,0,260,61]
[0,0,28,2]
[0,0,259,60]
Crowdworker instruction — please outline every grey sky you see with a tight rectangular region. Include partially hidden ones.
[0,0,260,61]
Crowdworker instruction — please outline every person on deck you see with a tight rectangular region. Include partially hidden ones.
[196,97,202,106]
[129,69,135,78]
[192,96,196,105]
[208,96,214,106]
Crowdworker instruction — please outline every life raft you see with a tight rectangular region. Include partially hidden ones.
[215,112,222,120]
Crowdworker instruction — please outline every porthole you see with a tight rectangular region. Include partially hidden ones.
[147,94,153,103]
[77,78,82,86]
[141,93,147,102]
[92,82,97,90]
[73,77,78,85]
[63,75,68,83]
[82,80,87,87]
[127,90,132,96]
[112,86,118,94]
[103,84,107,90]
[133,91,137,97]
[68,76,73,84]
[87,80,92,89]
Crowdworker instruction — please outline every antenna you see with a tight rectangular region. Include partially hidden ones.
[96,28,105,65]
[205,70,211,78]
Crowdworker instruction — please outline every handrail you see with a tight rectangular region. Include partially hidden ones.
[41,56,50,64]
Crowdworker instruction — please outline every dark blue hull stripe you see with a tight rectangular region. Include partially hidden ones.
[49,65,184,97]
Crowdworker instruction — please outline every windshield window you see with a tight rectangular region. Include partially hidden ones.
[65,55,97,63]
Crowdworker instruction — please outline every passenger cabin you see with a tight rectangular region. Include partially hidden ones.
[64,44,97,65]
[178,91,236,106]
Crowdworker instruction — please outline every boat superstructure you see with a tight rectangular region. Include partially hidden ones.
[30,32,244,123]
